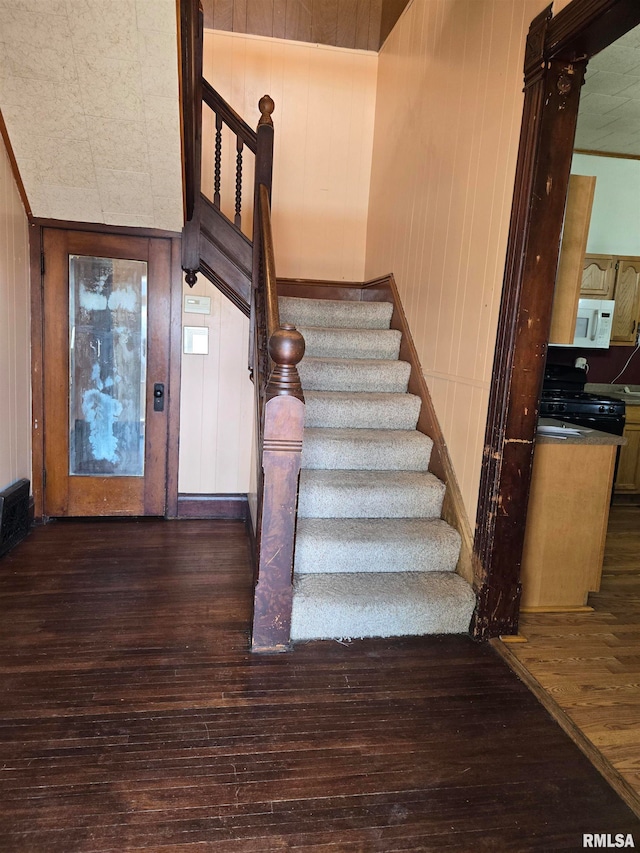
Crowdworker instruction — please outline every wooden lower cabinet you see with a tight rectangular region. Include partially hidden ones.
[615,405,640,494]
[520,442,616,610]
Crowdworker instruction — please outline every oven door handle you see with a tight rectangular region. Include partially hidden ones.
[590,309,600,342]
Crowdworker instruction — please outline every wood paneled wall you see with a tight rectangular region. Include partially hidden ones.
[203,29,377,282]
[201,0,410,51]
[365,0,556,520]
[0,135,31,490]
[178,277,255,493]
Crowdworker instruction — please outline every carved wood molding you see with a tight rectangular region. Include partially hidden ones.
[472,4,601,639]
[524,5,552,88]
[546,0,640,61]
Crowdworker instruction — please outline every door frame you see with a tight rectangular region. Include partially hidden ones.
[30,220,183,521]
[472,0,640,638]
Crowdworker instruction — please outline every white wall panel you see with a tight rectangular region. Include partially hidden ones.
[203,30,378,281]
[178,278,254,494]
[0,137,31,489]
[365,0,553,520]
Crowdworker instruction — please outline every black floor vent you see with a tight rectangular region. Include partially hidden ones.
[0,478,31,558]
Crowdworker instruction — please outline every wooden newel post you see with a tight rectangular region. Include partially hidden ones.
[251,325,305,652]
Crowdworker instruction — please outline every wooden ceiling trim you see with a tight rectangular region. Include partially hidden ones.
[202,0,407,52]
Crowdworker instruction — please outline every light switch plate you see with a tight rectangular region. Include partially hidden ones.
[183,326,209,355]
[184,295,211,315]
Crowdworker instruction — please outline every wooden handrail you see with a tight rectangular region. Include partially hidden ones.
[250,120,305,652]
[202,80,257,152]
[177,13,304,649]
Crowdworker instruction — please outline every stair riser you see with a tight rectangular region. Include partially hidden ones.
[297,479,445,519]
[299,359,410,393]
[280,296,393,329]
[301,432,433,471]
[290,572,475,640]
[300,327,401,360]
[304,393,421,430]
[294,537,460,574]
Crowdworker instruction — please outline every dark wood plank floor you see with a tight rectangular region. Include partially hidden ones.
[1,519,639,852]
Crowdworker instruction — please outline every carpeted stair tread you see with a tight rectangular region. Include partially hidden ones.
[304,391,421,430]
[280,295,393,329]
[282,291,474,641]
[290,571,475,640]
[302,428,433,470]
[298,326,401,360]
[294,518,461,574]
[299,356,410,392]
[297,469,445,518]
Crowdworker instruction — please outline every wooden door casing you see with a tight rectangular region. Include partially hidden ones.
[473,0,640,638]
[42,229,172,517]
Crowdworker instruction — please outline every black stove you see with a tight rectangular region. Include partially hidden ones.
[541,365,625,436]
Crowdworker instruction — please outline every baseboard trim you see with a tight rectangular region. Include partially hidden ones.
[177,493,248,519]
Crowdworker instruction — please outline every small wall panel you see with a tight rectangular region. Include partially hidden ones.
[178,278,255,494]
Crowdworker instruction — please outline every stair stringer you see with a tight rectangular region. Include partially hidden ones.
[198,193,252,315]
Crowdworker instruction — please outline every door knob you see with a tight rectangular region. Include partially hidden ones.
[153,383,165,412]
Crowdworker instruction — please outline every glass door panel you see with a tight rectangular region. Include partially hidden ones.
[68,255,148,477]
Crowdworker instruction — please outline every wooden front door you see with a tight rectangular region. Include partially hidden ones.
[42,229,171,517]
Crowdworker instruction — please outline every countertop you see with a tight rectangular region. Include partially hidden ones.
[536,417,626,446]
[585,383,640,406]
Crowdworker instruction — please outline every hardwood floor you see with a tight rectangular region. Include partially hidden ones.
[500,505,640,817]
[1,519,638,851]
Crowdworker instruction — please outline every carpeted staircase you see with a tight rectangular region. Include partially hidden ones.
[278,294,476,641]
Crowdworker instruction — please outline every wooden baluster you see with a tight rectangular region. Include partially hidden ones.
[235,136,243,228]
[251,325,305,653]
[214,113,222,209]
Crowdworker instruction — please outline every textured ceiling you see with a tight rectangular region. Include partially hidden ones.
[0,0,183,230]
[575,24,640,157]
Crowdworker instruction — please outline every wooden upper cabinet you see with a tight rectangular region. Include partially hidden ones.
[611,258,640,345]
[581,254,616,299]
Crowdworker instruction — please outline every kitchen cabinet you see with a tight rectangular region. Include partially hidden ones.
[520,429,621,610]
[615,405,640,494]
[580,254,616,299]
[581,255,640,345]
[611,258,640,344]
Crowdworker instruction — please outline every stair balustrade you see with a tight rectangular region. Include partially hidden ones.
[179,0,305,652]
[250,183,305,652]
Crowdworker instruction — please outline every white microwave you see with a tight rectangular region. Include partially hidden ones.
[550,298,615,349]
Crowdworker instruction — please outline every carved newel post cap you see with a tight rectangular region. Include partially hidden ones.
[266,324,305,400]
[268,323,304,366]
[258,95,275,127]
[184,269,198,287]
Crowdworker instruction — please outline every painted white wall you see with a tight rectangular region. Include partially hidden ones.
[364,0,553,521]
[203,30,378,281]
[178,277,255,494]
[572,153,640,255]
[0,136,31,489]
[178,30,378,495]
